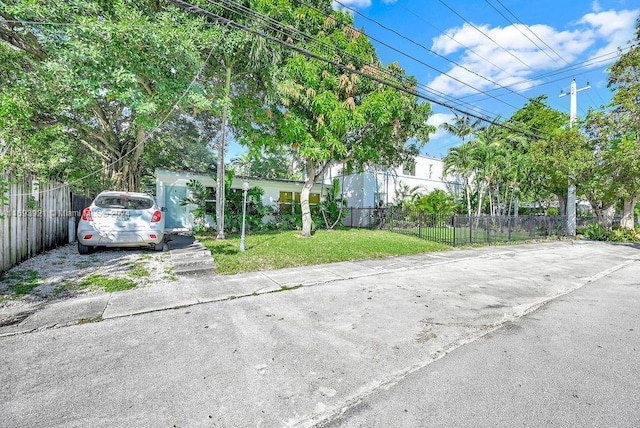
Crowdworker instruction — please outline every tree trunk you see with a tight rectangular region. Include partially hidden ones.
[621,197,636,230]
[476,184,484,217]
[300,163,316,237]
[464,178,472,217]
[557,193,567,217]
[592,204,615,229]
[215,66,233,240]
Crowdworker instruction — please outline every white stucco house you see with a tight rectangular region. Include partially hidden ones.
[156,156,459,231]
[155,169,330,231]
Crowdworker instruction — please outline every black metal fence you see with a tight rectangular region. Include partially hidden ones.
[343,207,568,246]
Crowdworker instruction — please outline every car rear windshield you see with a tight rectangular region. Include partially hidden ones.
[94,195,154,210]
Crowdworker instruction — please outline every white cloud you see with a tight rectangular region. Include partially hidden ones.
[333,0,396,9]
[333,0,371,8]
[426,7,638,97]
[429,23,590,96]
[579,9,639,65]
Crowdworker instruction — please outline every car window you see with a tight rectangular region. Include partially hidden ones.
[95,196,154,210]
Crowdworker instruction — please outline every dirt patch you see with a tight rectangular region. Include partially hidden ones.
[0,242,178,310]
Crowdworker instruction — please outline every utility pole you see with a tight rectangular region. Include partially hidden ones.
[560,79,590,236]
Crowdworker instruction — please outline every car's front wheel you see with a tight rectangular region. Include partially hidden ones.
[78,241,91,255]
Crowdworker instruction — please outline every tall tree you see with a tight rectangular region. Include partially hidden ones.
[443,142,476,215]
[607,17,640,229]
[507,97,570,214]
[1,1,207,191]
[185,0,283,239]
[248,4,434,237]
[583,108,640,229]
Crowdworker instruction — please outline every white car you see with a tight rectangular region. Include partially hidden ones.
[77,191,165,254]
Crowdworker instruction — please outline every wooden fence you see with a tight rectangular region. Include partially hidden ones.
[0,175,89,275]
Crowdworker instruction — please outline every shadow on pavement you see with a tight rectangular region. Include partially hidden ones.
[165,234,196,250]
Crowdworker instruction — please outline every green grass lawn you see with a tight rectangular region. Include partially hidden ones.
[196,229,451,275]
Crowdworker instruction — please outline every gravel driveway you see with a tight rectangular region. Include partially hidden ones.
[0,243,177,316]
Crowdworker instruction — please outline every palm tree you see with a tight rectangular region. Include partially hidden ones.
[203,25,281,240]
[439,112,483,143]
[443,142,477,216]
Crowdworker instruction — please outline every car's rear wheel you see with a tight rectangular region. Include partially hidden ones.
[78,241,91,255]
[154,241,164,252]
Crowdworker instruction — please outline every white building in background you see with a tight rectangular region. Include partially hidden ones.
[327,155,461,208]
[156,155,459,231]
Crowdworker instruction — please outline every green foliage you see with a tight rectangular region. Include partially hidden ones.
[230,147,302,180]
[127,263,150,278]
[317,179,347,229]
[269,208,303,231]
[413,190,458,215]
[181,179,213,231]
[580,223,608,241]
[608,227,640,242]
[224,186,269,234]
[78,274,136,293]
[196,229,450,275]
[580,223,640,242]
[180,177,270,234]
[247,3,435,236]
[1,1,214,192]
[0,269,40,296]
[0,175,8,219]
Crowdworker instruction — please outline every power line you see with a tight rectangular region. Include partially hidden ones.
[171,0,548,141]
[330,0,529,106]
[436,0,531,69]
[211,0,516,118]
[494,0,568,65]
[203,0,506,120]
[394,2,515,80]
[458,45,633,102]
[484,0,562,65]
[207,0,506,119]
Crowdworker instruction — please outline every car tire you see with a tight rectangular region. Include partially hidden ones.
[78,241,91,255]
[154,241,164,252]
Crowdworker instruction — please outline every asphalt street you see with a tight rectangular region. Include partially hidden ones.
[1,241,638,428]
[324,252,640,427]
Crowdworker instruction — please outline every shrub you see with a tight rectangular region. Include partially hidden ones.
[580,223,640,242]
[581,223,608,241]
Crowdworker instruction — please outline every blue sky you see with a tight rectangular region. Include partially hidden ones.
[333,0,639,158]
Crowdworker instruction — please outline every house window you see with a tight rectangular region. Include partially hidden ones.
[280,191,320,213]
[403,161,415,176]
[429,164,433,179]
[297,192,320,205]
[279,191,293,213]
[310,193,320,205]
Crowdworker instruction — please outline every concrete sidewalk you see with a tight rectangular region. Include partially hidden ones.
[0,239,637,337]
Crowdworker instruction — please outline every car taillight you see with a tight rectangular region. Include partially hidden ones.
[151,210,162,222]
[81,207,92,221]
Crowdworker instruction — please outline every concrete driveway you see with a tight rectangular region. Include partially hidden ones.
[0,240,638,427]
